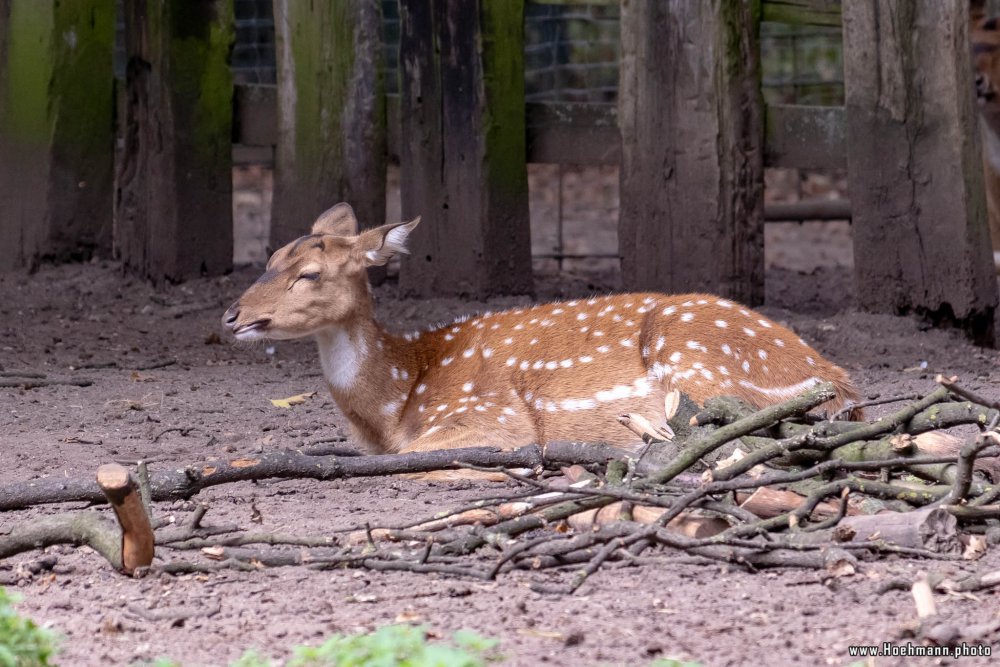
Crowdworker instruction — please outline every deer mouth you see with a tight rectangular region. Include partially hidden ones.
[232,318,271,339]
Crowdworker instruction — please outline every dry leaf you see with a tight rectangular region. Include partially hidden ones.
[962,534,988,560]
[201,546,225,560]
[395,609,424,623]
[826,558,856,578]
[269,391,316,408]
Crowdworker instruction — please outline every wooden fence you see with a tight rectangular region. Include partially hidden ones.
[0,0,996,341]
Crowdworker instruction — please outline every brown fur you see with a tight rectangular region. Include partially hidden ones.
[224,204,863,459]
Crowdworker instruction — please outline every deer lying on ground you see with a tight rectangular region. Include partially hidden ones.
[223,204,861,456]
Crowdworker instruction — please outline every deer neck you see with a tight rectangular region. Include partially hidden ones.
[314,312,420,452]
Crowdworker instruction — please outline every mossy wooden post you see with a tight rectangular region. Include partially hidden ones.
[0,0,115,270]
[843,0,998,344]
[270,0,386,271]
[398,0,533,297]
[618,0,764,305]
[114,0,234,283]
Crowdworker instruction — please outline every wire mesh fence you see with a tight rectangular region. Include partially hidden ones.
[112,2,848,269]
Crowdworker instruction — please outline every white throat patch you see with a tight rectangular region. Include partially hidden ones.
[316,328,367,390]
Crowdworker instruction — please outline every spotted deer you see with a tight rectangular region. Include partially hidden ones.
[223,204,861,456]
[971,1,1000,267]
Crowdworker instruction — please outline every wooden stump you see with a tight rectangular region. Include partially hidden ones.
[618,0,765,305]
[397,0,533,298]
[114,0,234,283]
[0,0,116,270]
[270,0,386,272]
[843,0,999,344]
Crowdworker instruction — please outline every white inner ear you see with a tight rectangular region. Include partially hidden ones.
[365,222,415,263]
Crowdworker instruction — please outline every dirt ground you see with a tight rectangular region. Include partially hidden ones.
[2,168,1000,666]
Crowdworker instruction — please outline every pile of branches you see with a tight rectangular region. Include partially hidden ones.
[3,376,1000,604]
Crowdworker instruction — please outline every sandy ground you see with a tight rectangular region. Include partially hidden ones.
[2,168,1000,666]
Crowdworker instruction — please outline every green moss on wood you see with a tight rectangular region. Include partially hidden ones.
[2,3,54,142]
[287,1,354,186]
[166,0,234,168]
[480,0,528,198]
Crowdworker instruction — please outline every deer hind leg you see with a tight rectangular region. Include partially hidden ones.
[397,419,537,481]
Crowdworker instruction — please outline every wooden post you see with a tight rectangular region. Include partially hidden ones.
[114,0,234,283]
[398,0,533,298]
[270,0,386,260]
[0,0,116,270]
[843,0,998,344]
[618,0,764,305]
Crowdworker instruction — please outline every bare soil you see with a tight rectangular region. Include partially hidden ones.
[2,168,1000,666]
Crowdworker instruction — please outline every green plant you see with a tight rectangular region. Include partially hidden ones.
[286,624,500,667]
[0,587,58,667]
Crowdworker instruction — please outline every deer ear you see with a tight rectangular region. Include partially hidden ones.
[356,217,421,266]
[311,203,358,237]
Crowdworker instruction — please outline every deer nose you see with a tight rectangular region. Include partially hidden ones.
[223,304,240,328]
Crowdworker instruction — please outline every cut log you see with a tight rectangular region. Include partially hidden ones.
[97,464,154,573]
[790,507,964,554]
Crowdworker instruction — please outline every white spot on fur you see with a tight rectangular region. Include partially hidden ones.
[576,313,588,321]
[742,327,756,337]
[416,384,427,395]
[391,367,400,379]
[579,355,594,363]
[650,362,672,380]
[681,313,694,322]
[441,356,454,366]
[436,404,448,412]
[519,361,530,371]
[552,308,564,315]
[482,348,494,359]
[669,351,682,363]
[463,382,474,392]
[806,356,816,366]
[462,348,475,358]
[655,336,666,351]
[686,341,707,353]
[775,339,785,348]
[662,306,677,316]
[561,398,597,411]
[721,344,732,356]
[506,357,517,367]
[757,319,772,329]
[758,350,767,360]
[560,359,573,368]
[742,360,751,373]
[620,339,634,348]
[532,361,544,370]
[545,361,558,370]
[504,337,514,345]
[717,299,733,308]
[715,320,727,328]
[597,345,610,354]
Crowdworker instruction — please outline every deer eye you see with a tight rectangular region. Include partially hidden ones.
[290,272,320,289]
